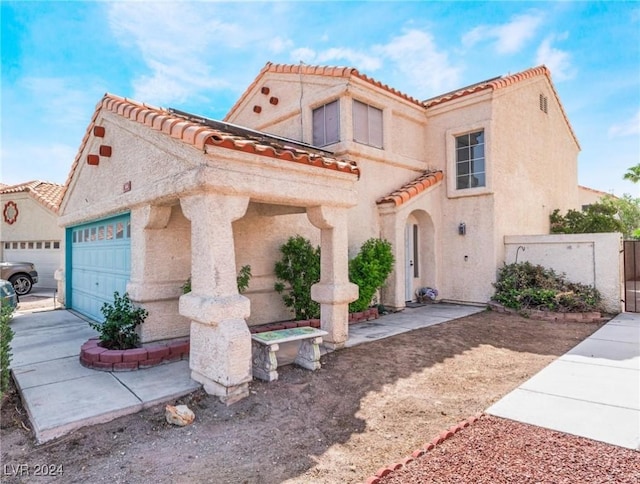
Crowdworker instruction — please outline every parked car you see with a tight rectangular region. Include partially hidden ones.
[0,279,18,309]
[0,261,38,295]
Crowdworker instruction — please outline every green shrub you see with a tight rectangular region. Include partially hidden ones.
[274,236,321,320]
[493,262,601,313]
[88,292,148,350]
[0,303,15,399]
[236,265,252,294]
[349,238,395,313]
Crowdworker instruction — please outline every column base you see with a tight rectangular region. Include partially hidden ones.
[191,370,249,405]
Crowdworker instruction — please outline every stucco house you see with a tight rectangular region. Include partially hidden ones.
[57,62,583,402]
[1,181,65,289]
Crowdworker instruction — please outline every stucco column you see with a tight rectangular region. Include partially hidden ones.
[128,205,190,342]
[307,206,358,349]
[378,205,406,311]
[179,193,251,404]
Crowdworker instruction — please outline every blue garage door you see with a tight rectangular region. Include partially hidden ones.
[69,214,131,322]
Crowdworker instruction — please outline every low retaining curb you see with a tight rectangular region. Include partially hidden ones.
[488,301,603,323]
[249,307,379,334]
[79,338,189,372]
[364,413,484,484]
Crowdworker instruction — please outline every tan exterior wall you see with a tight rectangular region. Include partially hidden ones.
[233,203,319,325]
[578,186,611,207]
[491,78,580,238]
[0,193,62,244]
[504,233,623,313]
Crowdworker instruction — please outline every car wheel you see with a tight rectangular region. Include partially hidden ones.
[10,274,33,296]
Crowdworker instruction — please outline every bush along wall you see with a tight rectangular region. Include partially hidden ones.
[273,236,394,322]
[493,262,602,314]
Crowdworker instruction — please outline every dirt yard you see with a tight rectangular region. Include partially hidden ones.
[1,310,606,483]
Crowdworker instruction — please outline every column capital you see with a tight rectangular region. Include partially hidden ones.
[180,193,249,222]
[307,205,348,230]
[132,204,172,230]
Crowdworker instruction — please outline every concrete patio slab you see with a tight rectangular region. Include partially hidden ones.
[519,359,639,409]
[12,355,96,389]
[113,360,200,406]
[487,313,640,450]
[562,339,639,370]
[20,372,143,443]
[487,389,640,450]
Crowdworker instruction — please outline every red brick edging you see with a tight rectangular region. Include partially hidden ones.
[363,413,484,484]
[249,307,379,334]
[488,301,603,323]
[79,338,189,372]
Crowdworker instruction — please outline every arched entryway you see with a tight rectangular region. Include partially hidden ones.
[404,210,436,303]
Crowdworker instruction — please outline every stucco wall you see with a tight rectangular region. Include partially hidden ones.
[233,203,320,325]
[578,186,610,207]
[491,78,580,237]
[0,193,62,243]
[504,233,623,313]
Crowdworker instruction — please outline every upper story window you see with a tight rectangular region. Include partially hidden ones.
[455,130,485,189]
[312,100,340,146]
[353,100,383,148]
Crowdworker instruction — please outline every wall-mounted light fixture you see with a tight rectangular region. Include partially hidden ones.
[458,222,466,236]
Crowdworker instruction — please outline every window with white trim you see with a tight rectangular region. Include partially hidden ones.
[455,130,485,190]
[353,100,383,148]
[312,100,340,146]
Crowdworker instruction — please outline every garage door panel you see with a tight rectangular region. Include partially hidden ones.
[70,214,131,322]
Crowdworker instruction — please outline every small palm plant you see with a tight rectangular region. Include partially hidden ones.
[88,292,148,350]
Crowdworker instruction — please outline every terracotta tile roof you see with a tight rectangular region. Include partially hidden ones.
[0,180,65,213]
[377,170,444,207]
[61,94,360,204]
[225,62,424,120]
[423,65,579,149]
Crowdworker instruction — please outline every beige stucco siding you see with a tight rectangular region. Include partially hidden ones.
[491,78,579,237]
[439,194,497,303]
[0,193,62,243]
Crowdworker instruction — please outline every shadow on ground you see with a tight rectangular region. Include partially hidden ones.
[1,309,606,484]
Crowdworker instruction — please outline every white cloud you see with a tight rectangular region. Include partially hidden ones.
[376,29,461,96]
[609,110,640,138]
[293,47,382,71]
[463,12,543,54]
[20,77,104,125]
[107,2,244,104]
[269,37,294,54]
[536,33,576,81]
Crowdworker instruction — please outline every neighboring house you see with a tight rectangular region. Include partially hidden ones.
[58,62,584,402]
[578,185,613,209]
[0,181,64,289]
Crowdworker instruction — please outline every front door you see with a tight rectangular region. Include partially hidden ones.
[405,223,418,301]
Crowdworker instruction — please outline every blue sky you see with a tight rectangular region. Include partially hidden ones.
[2,1,639,197]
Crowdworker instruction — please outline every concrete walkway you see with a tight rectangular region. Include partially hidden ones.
[487,312,640,450]
[9,303,483,443]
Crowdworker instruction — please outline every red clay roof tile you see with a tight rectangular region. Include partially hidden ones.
[225,62,424,120]
[60,94,360,206]
[227,63,579,150]
[0,180,65,213]
[377,170,444,207]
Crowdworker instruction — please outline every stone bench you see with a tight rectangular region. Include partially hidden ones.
[251,326,328,381]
